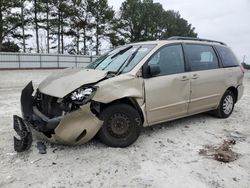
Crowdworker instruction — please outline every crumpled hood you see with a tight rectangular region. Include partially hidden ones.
[38,68,107,98]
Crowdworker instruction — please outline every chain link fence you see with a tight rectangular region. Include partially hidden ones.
[0,52,99,69]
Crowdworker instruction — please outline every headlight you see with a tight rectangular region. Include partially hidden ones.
[70,87,97,104]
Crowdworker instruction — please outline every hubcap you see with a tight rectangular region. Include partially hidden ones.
[223,95,234,115]
[107,113,131,138]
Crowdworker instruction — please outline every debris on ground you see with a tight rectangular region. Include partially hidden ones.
[232,177,240,182]
[13,115,32,152]
[5,153,17,156]
[36,142,47,154]
[167,138,175,144]
[229,131,246,141]
[52,148,58,153]
[30,158,41,164]
[199,139,238,163]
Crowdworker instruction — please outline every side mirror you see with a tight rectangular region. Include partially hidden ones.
[147,64,160,77]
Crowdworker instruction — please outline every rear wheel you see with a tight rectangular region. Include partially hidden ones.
[98,104,142,147]
[213,90,235,118]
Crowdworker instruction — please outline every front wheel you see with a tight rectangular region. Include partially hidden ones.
[98,104,142,147]
[213,90,235,118]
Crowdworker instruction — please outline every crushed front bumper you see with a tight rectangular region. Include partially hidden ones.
[14,81,103,152]
[20,81,62,132]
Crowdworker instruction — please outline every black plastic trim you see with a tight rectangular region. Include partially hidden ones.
[13,115,33,152]
[168,36,227,46]
[21,81,34,121]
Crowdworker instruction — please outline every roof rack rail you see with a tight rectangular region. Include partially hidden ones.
[168,36,226,46]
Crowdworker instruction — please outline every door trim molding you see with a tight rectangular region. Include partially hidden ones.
[190,93,220,103]
[149,101,188,112]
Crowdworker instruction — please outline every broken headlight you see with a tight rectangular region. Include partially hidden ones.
[70,87,97,105]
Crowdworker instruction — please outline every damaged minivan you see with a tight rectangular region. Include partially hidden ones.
[14,37,244,152]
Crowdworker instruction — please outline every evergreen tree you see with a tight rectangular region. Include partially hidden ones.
[0,0,198,54]
[2,40,20,52]
[160,10,197,39]
[68,0,93,55]
[34,0,40,52]
[27,0,45,53]
[140,0,165,40]
[39,0,53,53]
[116,0,197,44]
[50,0,71,54]
[88,0,114,55]
[18,0,32,52]
[118,0,144,42]
[21,0,26,52]
[0,0,22,51]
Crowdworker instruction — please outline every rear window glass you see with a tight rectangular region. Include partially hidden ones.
[215,46,239,67]
[184,44,219,71]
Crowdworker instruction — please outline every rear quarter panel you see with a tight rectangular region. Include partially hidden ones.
[220,66,244,103]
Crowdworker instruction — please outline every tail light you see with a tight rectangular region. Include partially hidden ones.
[240,64,245,74]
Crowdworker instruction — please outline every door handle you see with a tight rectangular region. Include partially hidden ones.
[192,74,199,79]
[180,75,189,81]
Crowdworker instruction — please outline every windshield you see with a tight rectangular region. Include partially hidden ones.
[86,44,155,73]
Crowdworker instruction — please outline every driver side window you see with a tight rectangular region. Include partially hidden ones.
[148,44,185,76]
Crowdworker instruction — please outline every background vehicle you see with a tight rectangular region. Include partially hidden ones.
[14,37,244,151]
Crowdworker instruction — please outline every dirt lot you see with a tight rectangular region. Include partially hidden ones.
[0,70,250,188]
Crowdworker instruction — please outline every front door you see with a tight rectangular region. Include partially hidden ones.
[144,44,191,125]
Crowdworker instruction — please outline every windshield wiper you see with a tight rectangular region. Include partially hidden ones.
[101,46,133,70]
[88,54,108,69]
[116,46,142,75]
[88,46,132,70]
[111,46,132,59]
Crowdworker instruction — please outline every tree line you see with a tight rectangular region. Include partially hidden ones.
[0,0,197,55]
[242,62,250,70]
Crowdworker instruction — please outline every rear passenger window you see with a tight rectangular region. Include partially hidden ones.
[148,44,185,76]
[215,46,239,67]
[184,44,219,71]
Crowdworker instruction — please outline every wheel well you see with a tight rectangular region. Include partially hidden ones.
[91,98,145,124]
[227,87,238,103]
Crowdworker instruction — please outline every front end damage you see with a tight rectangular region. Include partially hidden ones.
[14,81,103,152]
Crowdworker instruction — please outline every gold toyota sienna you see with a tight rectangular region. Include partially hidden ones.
[14,37,245,152]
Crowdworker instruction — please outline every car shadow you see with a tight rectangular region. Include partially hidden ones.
[142,112,215,134]
[40,112,216,153]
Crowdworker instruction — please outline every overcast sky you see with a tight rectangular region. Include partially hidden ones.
[108,0,250,63]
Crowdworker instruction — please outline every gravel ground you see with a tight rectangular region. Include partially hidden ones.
[0,69,250,188]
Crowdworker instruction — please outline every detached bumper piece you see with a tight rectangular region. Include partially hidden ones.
[13,115,32,152]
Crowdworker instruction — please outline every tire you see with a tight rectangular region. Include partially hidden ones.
[98,103,142,147]
[213,90,235,118]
